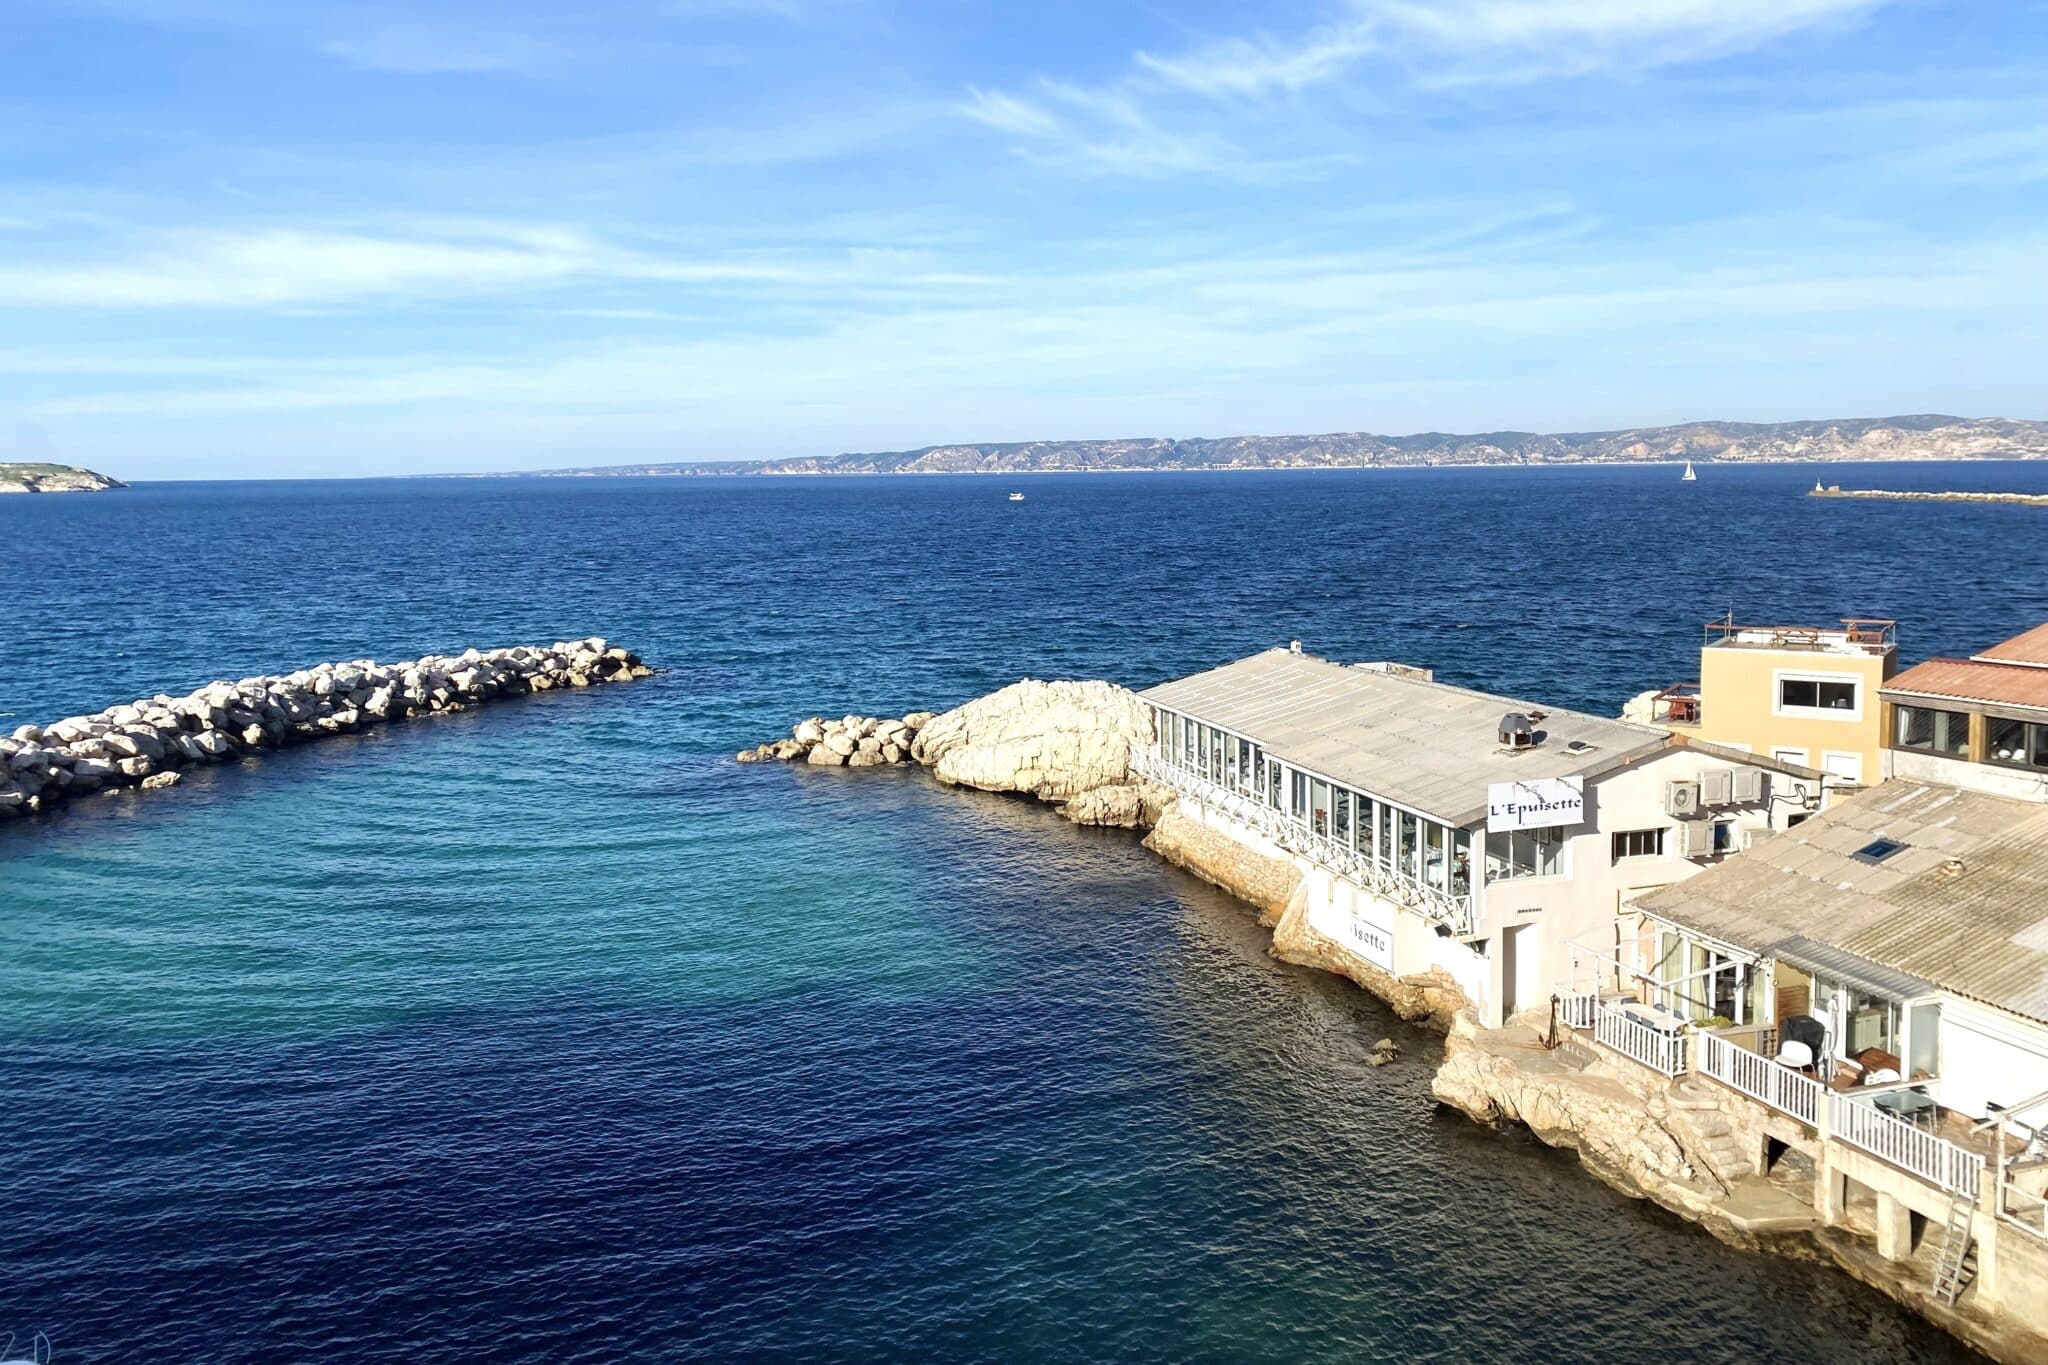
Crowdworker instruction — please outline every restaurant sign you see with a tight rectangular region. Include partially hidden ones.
[1486,776,1584,832]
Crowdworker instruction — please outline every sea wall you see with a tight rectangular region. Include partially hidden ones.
[0,638,650,821]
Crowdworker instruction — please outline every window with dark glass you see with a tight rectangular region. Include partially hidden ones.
[1612,828,1665,860]
[1780,678,1858,711]
[1893,704,1968,757]
[1988,716,2048,772]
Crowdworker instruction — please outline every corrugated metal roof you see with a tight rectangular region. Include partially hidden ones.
[1976,622,2048,667]
[1138,648,1670,824]
[1883,657,2048,711]
[1637,781,2048,1024]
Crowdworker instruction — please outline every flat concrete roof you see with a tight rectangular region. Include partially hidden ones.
[1139,648,1670,826]
[1636,781,2048,1024]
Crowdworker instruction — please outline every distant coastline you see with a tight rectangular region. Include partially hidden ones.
[445,413,2048,480]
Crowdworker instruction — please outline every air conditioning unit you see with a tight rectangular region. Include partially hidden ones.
[1700,768,1735,806]
[1665,779,1702,818]
[1677,818,1717,858]
[1740,825,1773,852]
[1731,768,1766,804]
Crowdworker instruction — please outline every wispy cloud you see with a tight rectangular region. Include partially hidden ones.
[0,222,996,309]
[966,0,1894,178]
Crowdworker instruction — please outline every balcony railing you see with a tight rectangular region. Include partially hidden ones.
[1557,990,1689,1076]
[1133,747,1475,935]
[1698,1030,1821,1125]
[1695,1032,1984,1196]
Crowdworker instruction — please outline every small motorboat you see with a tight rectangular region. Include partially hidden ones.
[1008,492,1025,501]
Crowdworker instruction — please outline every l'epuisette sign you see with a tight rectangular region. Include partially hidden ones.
[1486,776,1584,832]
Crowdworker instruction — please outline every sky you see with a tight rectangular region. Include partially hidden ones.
[1,0,2045,479]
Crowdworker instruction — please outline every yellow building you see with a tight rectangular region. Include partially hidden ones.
[1643,617,1897,791]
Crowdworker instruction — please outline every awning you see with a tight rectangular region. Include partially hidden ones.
[1776,935,1937,1002]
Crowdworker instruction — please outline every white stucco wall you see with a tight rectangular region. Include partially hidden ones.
[1939,997,2048,1122]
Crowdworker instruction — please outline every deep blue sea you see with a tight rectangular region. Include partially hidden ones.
[4,462,2046,1363]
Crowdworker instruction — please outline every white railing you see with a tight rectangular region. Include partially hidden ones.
[1693,1032,1984,1197]
[1556,990,1689,1076]
[1828,1091,1984,1197]
[1999,1181,2048,1240]
[1134,747,1476,934]
[1698,1031,1821,1125]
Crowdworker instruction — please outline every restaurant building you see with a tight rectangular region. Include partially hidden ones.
[1133,645,1813,1030]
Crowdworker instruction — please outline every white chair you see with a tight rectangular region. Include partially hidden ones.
[1776,1039,1815,1069]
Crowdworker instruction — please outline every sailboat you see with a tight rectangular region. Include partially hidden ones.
[1681,461,1698,482]
[1008,491,1025,501]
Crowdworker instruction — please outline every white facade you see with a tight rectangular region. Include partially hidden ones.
[1140,709,1809,1028]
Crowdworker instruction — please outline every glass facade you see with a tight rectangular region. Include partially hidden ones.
[1147,705,1478,912]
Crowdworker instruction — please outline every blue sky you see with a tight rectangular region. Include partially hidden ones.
[1,0,2044,479]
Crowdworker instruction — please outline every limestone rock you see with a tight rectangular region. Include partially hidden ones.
[807,745,848,767]
[911,679,1153,801]
[141,771,183,790]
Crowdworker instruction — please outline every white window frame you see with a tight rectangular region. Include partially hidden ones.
[1611,827,1667,861]
[1820,750,1864,784]
[1772,669,1863,722]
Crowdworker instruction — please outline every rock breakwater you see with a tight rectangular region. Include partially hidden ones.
[739,679,1169,828]
[0,638,651,822]
[1809,485,2048,507]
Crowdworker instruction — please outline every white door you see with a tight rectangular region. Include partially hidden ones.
[1502,923,1543,1021]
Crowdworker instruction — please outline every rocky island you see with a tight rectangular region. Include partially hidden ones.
[1,638,650,822]
[0,461,124,494]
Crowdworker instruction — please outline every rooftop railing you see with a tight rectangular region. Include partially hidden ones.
[1702,615,1897,653]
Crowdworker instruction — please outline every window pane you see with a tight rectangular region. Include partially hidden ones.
[1333,789,1352,845]
[1310,779,1330,837]
[1817,681,1856,710]
[1897,706,1933,748]
[1485,830,1512,881]
[1398,812,1419,879]
[1781,679,1819,708]
[1426,822,1447,890]
[1937,710,1968,756]
[1451,830,1471,896]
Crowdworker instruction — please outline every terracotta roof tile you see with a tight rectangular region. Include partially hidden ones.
[1975,621,2048,667]
[1884,657,2048,710]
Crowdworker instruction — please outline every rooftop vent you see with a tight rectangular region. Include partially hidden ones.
[1565,739,1597,754]
[1499,713,1536,749]
[1289,639,1303,655]
[1853,837,1908,865]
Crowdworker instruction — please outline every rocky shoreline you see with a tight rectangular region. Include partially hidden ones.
[1,638,650,822]
[738,679,1171,828]
[753,676,2040,1360]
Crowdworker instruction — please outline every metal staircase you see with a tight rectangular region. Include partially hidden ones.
[1931,1193,1974,1306]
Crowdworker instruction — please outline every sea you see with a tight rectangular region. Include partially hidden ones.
[3,460,2046,1363]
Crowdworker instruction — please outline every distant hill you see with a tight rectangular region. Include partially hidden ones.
[501,414,2048,478]
[0,462,124,494]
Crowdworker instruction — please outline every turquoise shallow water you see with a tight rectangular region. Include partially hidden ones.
[4,464,2046,1361]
